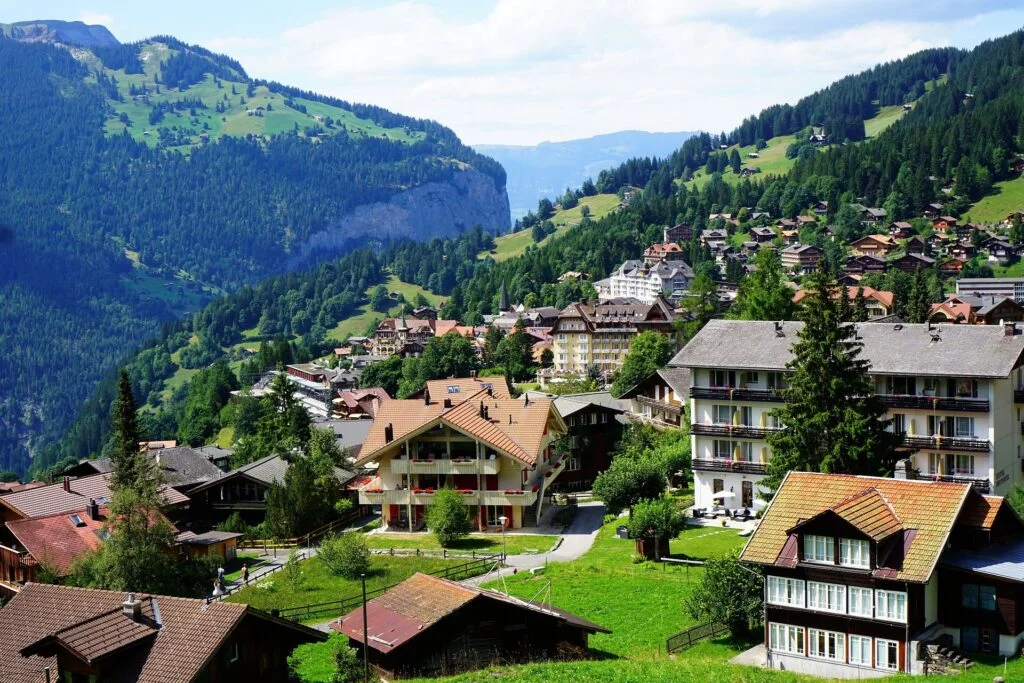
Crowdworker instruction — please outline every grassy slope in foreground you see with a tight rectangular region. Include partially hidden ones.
[481,193,620,263]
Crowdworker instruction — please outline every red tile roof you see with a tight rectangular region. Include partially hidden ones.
[6,508,108,575]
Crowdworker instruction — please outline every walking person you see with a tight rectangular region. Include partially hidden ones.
[242,563,249,585]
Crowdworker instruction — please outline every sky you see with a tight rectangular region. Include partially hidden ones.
[12,1,1024,145]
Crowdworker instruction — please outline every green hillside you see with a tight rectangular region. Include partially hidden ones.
[481,193,620,261]
[966,175,1024,224]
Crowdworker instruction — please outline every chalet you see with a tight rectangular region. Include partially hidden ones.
[1012,157,1024,174]
[331,573,608,679]
[371,317,435,356]
[796,215,818,227]
[780,229,800,245]
[932,216,958,233]
[938,257,966,277]
[740,167,761,177]
[491,306,561,332]
[889,252,936,274]
[903,102,913,110]
[619,367,690,429]
[747,152,760,158]
[793,287,895,320]
[813,200,829,215]
[188,455,356,524]
[751,211,772,221]
[412,305,437,320]
[354,386,567,531]
[844,255,887,276]
[905,235,926,255]
[949,243,977,260]
[750,226,777,243]
[663,223,693,244]
[888,221,914,239]
[808,133,826,145]
[780,244,821,274]
[777,218,798,230]
[850,234,896,258]
[0,583,325,682]
[924,203,944,218]
[643,241,684,264]
[557,271,590,282]
[334,387,390,419]
[546,392,628,491]
[858,207,888,224]
[985,238,1016,264]
[929,295,1024,326]
[743,471,1024,676]
[62,447,226,494]
[174,529,242,561]
[701,229,729,246]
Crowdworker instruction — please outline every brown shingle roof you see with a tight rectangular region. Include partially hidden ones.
[830,488,903,541]
[959,495,1006,529]
[742,472,970,582]
[424,377,511,402]
[0,584,324,682]
[6,507,109,575]
[356,393,563,467]
[0,474,188,521]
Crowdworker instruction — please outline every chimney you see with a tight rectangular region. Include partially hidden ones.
[1005,321,1017,337]
[87,498,99,520]
[122,593,142,621]
[483,406,489,420]
[423,389,431,406]
[508,414,513,425]
[479,401,485,418]
[524,394,530,407]
[774,321,784,337]
[443,398,452,409]
[894,459,910,480]
[155,452,161,468]
[470,369,476,378]
[384,423,394,443]
[62,476,70,493]
[49,471,55,485]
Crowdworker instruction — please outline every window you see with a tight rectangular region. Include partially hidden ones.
[875,590,907,622]
[767,372,788,390]
[954,377,978,398]
[849,635,872,666]
[600,412,608,423]
[891,413,906,435]
[955,454,975,475]
[875,639,899,670]
[713,479,724,495]
[767,576,805,607]
[809,629,845,661]
[742,480,753,508]
[566,457,580,472]
[804,535,833,563]
[737,406,753,426]
[711,370,735,387]
[714,440,733,459]
[808,581,846,614]
[886,376,916,395]
[226,641,240,665]
[485,505,505,526]
[954,417,974,437]
[712,405,732,424]
[840,539,870,568]
[768,623,805,655]
[963,584,997,611]
[849,587,873,617]
[962,584,978,609]
[741,371,759,386]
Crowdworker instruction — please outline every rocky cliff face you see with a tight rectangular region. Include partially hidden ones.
[8,20,120,49]
[293,168,511,266]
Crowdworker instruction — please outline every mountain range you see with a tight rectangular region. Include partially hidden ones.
[475,130,694,217]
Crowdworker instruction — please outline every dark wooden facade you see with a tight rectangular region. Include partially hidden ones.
[937,566,1024,652]
[551,404,623,492]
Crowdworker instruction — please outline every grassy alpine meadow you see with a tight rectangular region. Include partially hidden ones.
[966,175,1024,225]
[364,532,557,555]
[483,193,620,262]
[226,553,479,622]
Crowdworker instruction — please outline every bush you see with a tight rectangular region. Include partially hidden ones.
[684,552,762,637]
[318,533,370,579]
[332,642,365,683]
[282,549,305,591]
[217,511,249,534]
[427,488,472,548]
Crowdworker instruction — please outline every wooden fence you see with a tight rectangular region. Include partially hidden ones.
[272,554,502,622]
[238,512,361,551]
[665,621,729,654]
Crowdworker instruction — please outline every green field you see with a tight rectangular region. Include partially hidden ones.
[99,41,424,151]
[226,553,474,621]
[483,194,620,262]
[364,533,557,555]
[966,175,1024,224]
[325,273,444,342]
[120,249,218,318]
[864,104,908,138]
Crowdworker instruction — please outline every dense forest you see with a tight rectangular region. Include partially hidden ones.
[0,32,506,475]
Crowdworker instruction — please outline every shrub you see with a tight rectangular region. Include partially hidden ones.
[282,548,305,591]
[217,511,249,534]
[684,552,762,637]
[318,533,370,579]
[332,642,365,683]
[427,488,472,548]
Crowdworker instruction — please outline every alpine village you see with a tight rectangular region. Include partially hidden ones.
[16,10,1024,683]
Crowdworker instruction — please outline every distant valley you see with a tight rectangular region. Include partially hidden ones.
[475,130,694,217]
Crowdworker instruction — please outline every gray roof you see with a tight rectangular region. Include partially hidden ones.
[190,454,356,493]
[86,447,225,488]
[669,319,1024,378]
[176,530,244,546]
[551,392,630,418]
[943,539,1024,582]
[313,419,374,452]
[657,367,692,395]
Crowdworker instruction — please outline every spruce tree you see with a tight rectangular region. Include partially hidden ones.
[764,267,899,494]
[907,268,930,323]
[109,370,150,493]
[851,287,869,322]
[728,248,794,321]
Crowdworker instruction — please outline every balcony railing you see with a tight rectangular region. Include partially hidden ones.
[690,387,785,403]
[691,423,780,439]
[923,474,991,493]
[877,394,989,413]
[358,489,411,505]
[900,435,991,453]
[359,488,540,507]
[390,458,500,475]
[636,396,683,416]
[692,458,767,475]
[480,489,539,506]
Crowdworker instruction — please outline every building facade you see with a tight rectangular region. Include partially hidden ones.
[605,259,693,304]
[355,385,568,530]
[551,297,675,376]
[670,320,1024,513]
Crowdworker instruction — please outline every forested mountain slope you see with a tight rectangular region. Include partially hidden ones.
[51,28,1024,478]
[0,25,509,475]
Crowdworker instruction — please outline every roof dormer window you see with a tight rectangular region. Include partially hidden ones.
[803,534,833,564]
[840,538,870,569]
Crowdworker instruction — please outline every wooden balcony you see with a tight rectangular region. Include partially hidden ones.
[690,387,785,403]
[691,423,779,439]
[358,489,411,505]
[480,489,539,506]
[359,488,538,507]
[901,435,990,453]
[877,394,989,413]
[922,474,991,493]
[636,396,683,416]
[692,458,767,475]
[390,458,500,475]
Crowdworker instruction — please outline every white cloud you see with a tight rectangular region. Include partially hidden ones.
[205,1,1015,145]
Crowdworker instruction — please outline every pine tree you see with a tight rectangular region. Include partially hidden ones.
[728,248,794,321]
[851,287,869,322]
[109,370,151,493]
[764,268,900,494]
[907,268,930,324]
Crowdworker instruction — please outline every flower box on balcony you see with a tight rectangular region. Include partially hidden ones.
[413,457,435,463]
[412,487,423,493]
[531,484,540,493]
[364,488,383,494]
[504,489,521,495]
[457,489,474,494]
[425,488,435,493]
[451,458,472,464]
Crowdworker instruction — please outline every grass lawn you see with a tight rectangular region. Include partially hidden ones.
[483,194,619,262]
[223,552,269,582]
[864,104,907,138]
[364,533,557,555]
[226,554,477,621]
[966,175,1024,225]
[326,272,444,342]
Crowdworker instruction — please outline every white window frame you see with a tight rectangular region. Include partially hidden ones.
[875,638,899,670]
[875,590,907,623]
[840,538,870,569]
[849,634,872,666]
[808,628,845,661]
[712,404,732,424]
[954,416,974,437]
[768,623,805,655]
[804,535,833,564]
[767,576,805,608]
[808,581,846,614]
[848,587,873,618]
